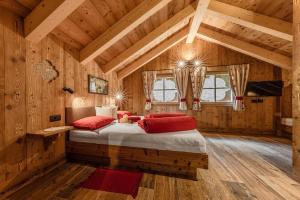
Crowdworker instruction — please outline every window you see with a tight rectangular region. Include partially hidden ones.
[153,77,178,102]
[201,73,233,103]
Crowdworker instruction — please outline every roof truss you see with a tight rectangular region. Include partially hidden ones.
[206,0,293,41]
[116,1,292,78]
[79,0,172,65]
[186,0,211,43]
[117,28,188,79]
[6,0,292,76]
[101,3,196,74]
[197,27,292,70]
[24,0,85,43]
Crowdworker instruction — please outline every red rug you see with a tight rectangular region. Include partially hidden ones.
[80,168,143,198]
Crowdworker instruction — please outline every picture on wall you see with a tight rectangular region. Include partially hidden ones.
[88,75,109,95]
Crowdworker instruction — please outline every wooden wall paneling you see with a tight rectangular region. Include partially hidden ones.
[94,64,104,107]
[0,7,124,193]
[40,35,65,128]
[282,84,292,118]
[2,9,27,188]
[293,0,300,177]
[25,36,44,172]
[85,62,97,107]
[0,8,6,187]
[84,63,96,106]
[63,46,79,108]
[26,40,42,133]
[43,35,65,165]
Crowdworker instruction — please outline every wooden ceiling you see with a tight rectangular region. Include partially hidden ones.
[1,0,293,78]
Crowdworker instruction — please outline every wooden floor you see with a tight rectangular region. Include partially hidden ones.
[2,134,300,200]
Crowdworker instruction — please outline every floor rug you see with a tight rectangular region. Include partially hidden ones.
[80,168,143,198]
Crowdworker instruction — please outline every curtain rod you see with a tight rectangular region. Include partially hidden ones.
[142,63,250,72]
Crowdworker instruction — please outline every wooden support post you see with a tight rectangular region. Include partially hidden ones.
[293,0,300,177]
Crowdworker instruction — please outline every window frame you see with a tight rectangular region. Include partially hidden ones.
[201,71,233,106]
[152,76,178,104]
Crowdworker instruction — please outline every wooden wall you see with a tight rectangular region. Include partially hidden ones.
[280,70,292,137]
[123,39,281,134]
[0,8,121,193]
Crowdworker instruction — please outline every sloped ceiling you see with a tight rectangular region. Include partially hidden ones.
[1,0,293,78]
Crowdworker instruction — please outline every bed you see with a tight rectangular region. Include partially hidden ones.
[66,107,208,180]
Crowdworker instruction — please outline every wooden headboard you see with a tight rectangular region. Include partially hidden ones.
[65,107,96,125]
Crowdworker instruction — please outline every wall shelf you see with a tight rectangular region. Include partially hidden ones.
[27,126,74,151]
[27,126,74,137]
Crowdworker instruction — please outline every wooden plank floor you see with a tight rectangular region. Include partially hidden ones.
[2,134,300,200]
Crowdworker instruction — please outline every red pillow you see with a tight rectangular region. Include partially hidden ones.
[72,116,114,130]
[128,116,141,123]
[145,112,186,118]
[140,116,197,133]
[117,111,132,119]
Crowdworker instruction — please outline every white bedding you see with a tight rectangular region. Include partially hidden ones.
[69,122,206,153]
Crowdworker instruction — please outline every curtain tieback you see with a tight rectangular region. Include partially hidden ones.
[146,99,151,103]
[236,96,244,100]
[193,98,200,102]
[180,98,187,102]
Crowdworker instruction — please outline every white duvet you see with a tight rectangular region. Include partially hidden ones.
[69,122,206,153]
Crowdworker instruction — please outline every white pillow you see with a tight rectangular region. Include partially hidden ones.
[95,106,117,119]
[109,105,118,119]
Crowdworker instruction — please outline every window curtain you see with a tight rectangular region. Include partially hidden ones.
[190,66,207,111]
[142,71,157,111]
[174,68,189,110]
[228,64,250,111]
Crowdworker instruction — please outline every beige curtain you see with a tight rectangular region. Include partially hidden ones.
[142,71,157,110]
[228,64,250,111]
[174,68,189,110]
[190,66,207,111]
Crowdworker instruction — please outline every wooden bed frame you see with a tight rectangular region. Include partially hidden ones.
[65,107,208,180]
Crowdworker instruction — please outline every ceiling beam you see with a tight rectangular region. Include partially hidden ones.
[186,0,211,43]
[0,0,30,17]
[80,0,172,65]
[206,0,293,41]
[197,27,292,70]
[117,28,188,79]
[101,3,196,74]
[24,0,85,43]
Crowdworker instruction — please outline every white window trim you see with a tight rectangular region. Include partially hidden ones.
[152,76,178,103]
[201,72,233,104]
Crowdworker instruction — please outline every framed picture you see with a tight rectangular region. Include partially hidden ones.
[88,75,109,95]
